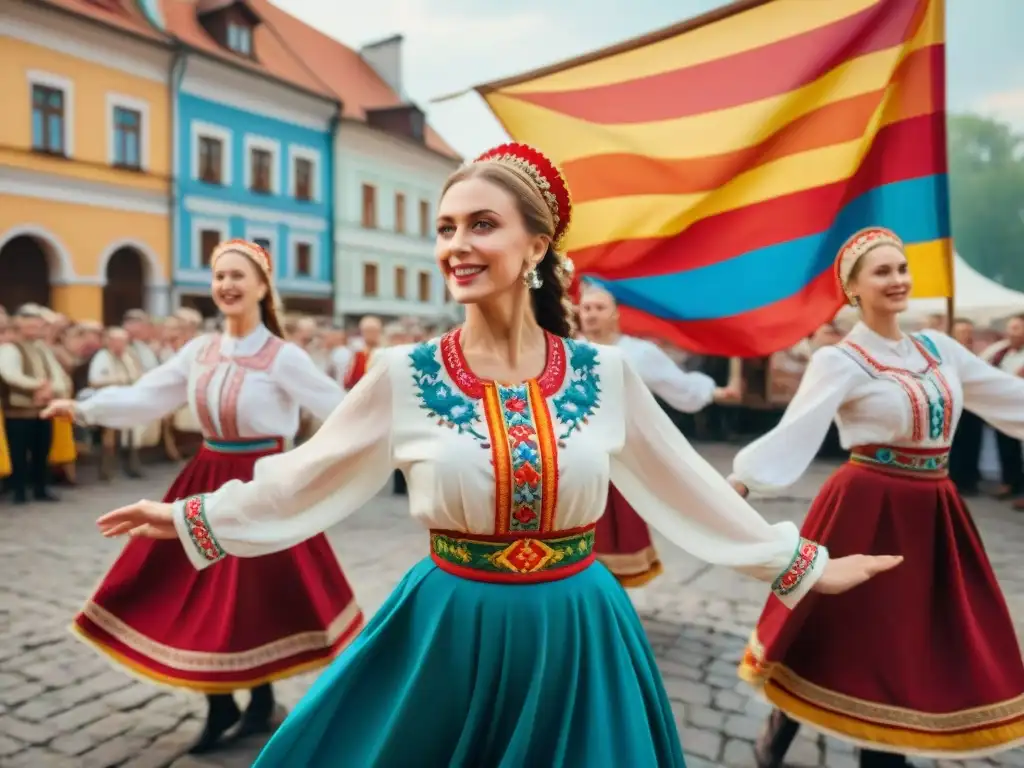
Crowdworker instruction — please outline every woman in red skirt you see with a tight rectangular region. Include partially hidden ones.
[730,227,1024,766]
[43,240,363,754]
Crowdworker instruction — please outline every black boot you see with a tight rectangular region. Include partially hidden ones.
[859,749,908,767]
[189,694,241,754]
[754,709,800,768]
[233,683,277,739]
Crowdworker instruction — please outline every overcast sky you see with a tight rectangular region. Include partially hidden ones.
[275,0,1024,157]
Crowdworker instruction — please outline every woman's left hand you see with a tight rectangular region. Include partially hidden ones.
[813,554,903,594]
[97,500,177,540]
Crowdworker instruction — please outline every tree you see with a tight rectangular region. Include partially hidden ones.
[947,114,1024,288]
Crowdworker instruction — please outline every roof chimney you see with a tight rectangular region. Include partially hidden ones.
[360,34,404,99]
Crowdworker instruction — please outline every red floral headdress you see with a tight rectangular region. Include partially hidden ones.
[212,238,273,280]
[474,142,573,249]
[834,227,903,305]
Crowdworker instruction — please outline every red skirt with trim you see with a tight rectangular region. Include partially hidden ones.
[72,439,364,693]
[739,460,1024,758]
[595,484,663,587]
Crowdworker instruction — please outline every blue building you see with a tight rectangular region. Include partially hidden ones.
[159,0,340,315]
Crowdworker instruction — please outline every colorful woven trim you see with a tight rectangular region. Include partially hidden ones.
[429,525,596,583]
[182,494,225,563]
[771,538,820,599]
[850,444,949,478]
[202,436,284,454]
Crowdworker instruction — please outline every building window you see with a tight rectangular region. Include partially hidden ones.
[395,193,406,234]
[394,266,407,299]
[198,136,223,184]
[250,148,271,193]
[252,237,271,253]
[295,158,313,200]
[200,229,222,267]
[227,22,253,56]
[418,271,431,303]
[419,199,430,238]
[31,84,65,155]
[295,242,312,277]
[361,184,377,228]
[112,106,141,169]
[444,285,452,303]
[362,263,378,297]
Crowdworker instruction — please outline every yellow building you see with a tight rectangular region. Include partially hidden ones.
[0,0,173,323]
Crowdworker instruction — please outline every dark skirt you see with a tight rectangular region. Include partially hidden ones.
[72,437,364,692]
[739,459,1024,758]
[251,558,686,767]
[594,484,663,587]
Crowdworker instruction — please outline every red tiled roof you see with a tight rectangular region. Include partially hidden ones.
[35,0,168,42]
[159,0,336,99]
[251,0,461,160]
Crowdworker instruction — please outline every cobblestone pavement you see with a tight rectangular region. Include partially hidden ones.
[1,445,1023,768]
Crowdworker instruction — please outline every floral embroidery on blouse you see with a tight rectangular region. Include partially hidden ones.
[771,538,819,599]
[410,341,487,441]
[551,340,601,441]
[182,494,225,562]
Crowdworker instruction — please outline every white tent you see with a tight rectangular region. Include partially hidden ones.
[838,252,1024,325]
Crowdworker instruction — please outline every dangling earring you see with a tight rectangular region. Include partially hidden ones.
[523,266,543,290]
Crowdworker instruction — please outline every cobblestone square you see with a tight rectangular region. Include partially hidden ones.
[1,445,1022,767]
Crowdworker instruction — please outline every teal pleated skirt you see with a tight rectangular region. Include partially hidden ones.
[253,558,686,767]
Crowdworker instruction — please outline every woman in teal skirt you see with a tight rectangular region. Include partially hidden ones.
[97,143,900,767]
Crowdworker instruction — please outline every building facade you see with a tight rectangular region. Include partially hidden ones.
[159,0,339,316]
[0,0,173,323]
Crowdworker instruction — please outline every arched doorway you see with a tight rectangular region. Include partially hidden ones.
[0,236,52,312]
[103,247,146,327]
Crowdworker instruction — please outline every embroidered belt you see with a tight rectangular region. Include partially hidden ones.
[850,444,949,479]
[202,436,285,454]
[429,525,597,584]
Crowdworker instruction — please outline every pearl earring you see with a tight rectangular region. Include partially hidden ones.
[523,266,543,290]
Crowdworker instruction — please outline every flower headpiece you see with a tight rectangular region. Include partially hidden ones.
[834,227,904,304]
[474,142,573,249]
[211,239,273,280]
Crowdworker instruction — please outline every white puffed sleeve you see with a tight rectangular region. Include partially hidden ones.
[172,349,394,570]
[272,343,344,422]
[609,354,828,609]
[76,336,206,428]
[931,330,1024,439]
[731,347,860,495]
[630,339,717,413]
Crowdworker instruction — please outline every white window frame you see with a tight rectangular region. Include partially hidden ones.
[190,217,229,270]
[27,70,74,157]
[287,145,321,202]
[244,134,281,195]
[105,92,150,170]
[245,224,278,268]
[287,232,319,279]
[190,120,233,186]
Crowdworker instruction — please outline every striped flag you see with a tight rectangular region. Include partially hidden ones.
[471,0,950,356]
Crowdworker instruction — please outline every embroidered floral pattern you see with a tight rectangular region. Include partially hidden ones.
[551,339,601,441]
[851,445,950,475]
[409,341,487,441]
[182,495,225,563]
[772,538,819,598]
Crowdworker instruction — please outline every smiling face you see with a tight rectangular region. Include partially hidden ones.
[846,243,911,316]
[578,285,618,338]
[435,166,551,307]
[210,250,267,318]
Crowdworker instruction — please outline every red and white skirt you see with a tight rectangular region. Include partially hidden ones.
[72,437,364,693]
[739,445,1024,758]
[595,484,663,587]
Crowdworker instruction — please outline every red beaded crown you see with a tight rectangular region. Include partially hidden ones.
[474,142,573,248]
[212,239,273,279]
[834,227,903,304]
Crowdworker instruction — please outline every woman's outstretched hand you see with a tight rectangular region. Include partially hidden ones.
[97,500,176,540]
[813,554,903,594]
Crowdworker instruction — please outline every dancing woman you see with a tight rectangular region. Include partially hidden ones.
[97,145,896,767]
[43,240,363,754]
[732,228,1024,767]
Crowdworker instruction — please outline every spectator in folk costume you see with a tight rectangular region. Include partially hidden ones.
[40,309,78,482]
[0,304,71,503]
[342,314,383,390]
[84,327,145,479]
[0,312,12,488]
[979,313,1024,507]
[948,318,984,495]
[577,282,741,586]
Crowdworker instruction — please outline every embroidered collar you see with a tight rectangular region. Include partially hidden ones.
[440,328,568,400]
[219,324,270,357]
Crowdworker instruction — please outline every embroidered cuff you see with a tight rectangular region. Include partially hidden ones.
[173,494,226,570]
[771,538,828,610]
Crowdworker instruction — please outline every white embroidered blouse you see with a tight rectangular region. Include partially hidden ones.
[170,330,828,608]
[76,325,342,439]
[733,323,1024,495]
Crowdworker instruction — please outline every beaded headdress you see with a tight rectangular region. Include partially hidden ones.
[834,227,904,304]
[211,239,273,281]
